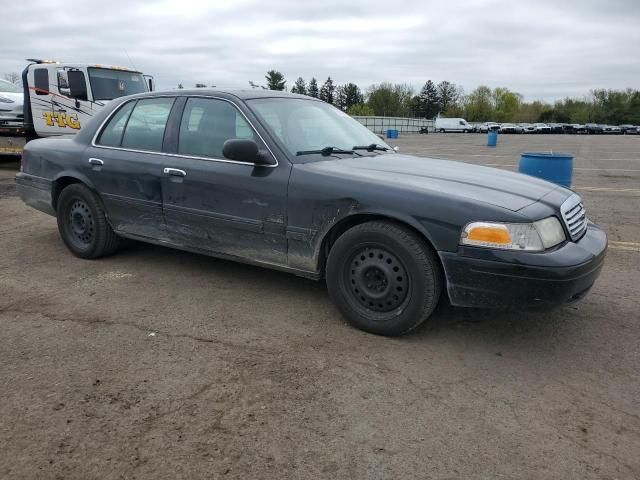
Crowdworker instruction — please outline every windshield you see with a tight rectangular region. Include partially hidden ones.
[87,68,147,101]
[247,98,391,159]
[0,78,22,93]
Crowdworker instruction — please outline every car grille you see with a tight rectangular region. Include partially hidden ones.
[561,194,587,241]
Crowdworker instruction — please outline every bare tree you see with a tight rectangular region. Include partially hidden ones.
[3,72,20,85]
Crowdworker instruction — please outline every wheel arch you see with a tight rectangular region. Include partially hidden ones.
[51,172,98,210]
[316,211,441,276]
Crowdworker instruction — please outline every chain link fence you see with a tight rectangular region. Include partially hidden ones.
[352,116,435,135]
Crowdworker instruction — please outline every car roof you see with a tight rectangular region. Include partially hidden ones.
[149,88,316,101]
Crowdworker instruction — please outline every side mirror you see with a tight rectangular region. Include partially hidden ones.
[67,70,88,101]
[144,75,155,92]
[223,139,274,165]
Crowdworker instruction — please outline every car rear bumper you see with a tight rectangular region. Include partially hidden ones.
[439,223,607,309]
[15,172,55,216]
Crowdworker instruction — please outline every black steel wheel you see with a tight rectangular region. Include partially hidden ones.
[66,199,95,248]
[347,246,409,313]
[326,221,442,336]
[56,183,121,259]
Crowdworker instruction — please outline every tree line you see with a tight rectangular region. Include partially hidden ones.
[263,70,366,114]
[4,69,637,124]
[258,70,640,125]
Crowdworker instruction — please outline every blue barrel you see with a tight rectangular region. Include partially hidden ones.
[487,131,498,147]
[519,152,574,187]
[386,129,398,139]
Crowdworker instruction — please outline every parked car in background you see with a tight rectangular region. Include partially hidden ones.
[478,122,500,133]
[533,123,551,134]
[435,117,475,133]
[620,125,639,135]
[0,78,24,132]
[518,123,537,134]
[602,125,622,135]
[585,123,603,134]
[499,123,523,134]
[15,89,608,336]
[548,123,564,134]
[563,124,586,134]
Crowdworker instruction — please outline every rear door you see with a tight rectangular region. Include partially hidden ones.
[160,96,290,266]
[83,96,178,240]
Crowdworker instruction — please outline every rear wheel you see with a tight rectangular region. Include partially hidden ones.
[326,221,442,336]
[56,183,121,259]
[439,128,445,133]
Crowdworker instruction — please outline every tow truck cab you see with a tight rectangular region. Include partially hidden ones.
[21,59,154,138]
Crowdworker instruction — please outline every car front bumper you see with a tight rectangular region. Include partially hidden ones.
[439,222,607,309]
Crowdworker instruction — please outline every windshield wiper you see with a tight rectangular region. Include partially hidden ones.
[296,146,355,156]
[352,144,390,152]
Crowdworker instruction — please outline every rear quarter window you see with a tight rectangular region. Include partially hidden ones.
[97,101,136,147]
[120,98,175,152]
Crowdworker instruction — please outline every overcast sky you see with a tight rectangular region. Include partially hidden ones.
[2,0,639,101]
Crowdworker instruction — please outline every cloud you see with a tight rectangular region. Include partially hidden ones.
[1,0,638,101]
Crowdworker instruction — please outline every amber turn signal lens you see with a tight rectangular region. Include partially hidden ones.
[466,225,512,244]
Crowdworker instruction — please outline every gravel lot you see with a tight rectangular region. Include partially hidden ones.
[1,134,639,479]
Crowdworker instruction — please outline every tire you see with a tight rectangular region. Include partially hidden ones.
[439,128,445,133]
[56,183,121,259]
[326,221,442,336]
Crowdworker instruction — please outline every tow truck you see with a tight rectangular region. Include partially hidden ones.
[0,59,154,156]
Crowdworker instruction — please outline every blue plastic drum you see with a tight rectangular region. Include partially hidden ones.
[386,129,399,139]
[487,131,498,147]
[519,152,574,188]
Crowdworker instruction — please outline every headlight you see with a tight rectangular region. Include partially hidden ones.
[461,217,565,251]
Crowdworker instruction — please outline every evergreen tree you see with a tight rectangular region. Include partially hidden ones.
[334,85,347,111]
[291,77,307,95]
[342,83,364,111]
[319,77,336,104]
[265,70,286,91]
[308,78,319,98]
[418,80,439,118]
[437,81,460,114]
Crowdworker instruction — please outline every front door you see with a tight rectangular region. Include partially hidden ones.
[160,97,290,266]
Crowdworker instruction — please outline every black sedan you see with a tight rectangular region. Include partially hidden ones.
[16,90,608,336]
[585,123,604,134]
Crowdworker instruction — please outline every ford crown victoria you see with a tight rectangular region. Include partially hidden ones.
[16,90,607,335]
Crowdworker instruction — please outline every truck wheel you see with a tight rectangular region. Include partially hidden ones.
[56,183,121,259]
[326,221,442,336]
[439,128,445,133]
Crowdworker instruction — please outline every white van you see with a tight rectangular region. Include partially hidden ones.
[435,117,474,133]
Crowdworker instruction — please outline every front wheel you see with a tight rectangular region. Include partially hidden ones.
[326,221,442,336]
[56,183,121,259]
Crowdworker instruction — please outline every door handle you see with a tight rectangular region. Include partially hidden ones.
[163,168,186,177]
[88,158,104,171]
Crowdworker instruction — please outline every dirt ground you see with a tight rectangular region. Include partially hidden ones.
[1,134,639,479]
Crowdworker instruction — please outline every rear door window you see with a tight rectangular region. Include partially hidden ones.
[120,98,175,152]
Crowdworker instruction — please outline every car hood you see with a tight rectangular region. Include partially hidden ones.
[0,91,23,105]
[297,153,564,212]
